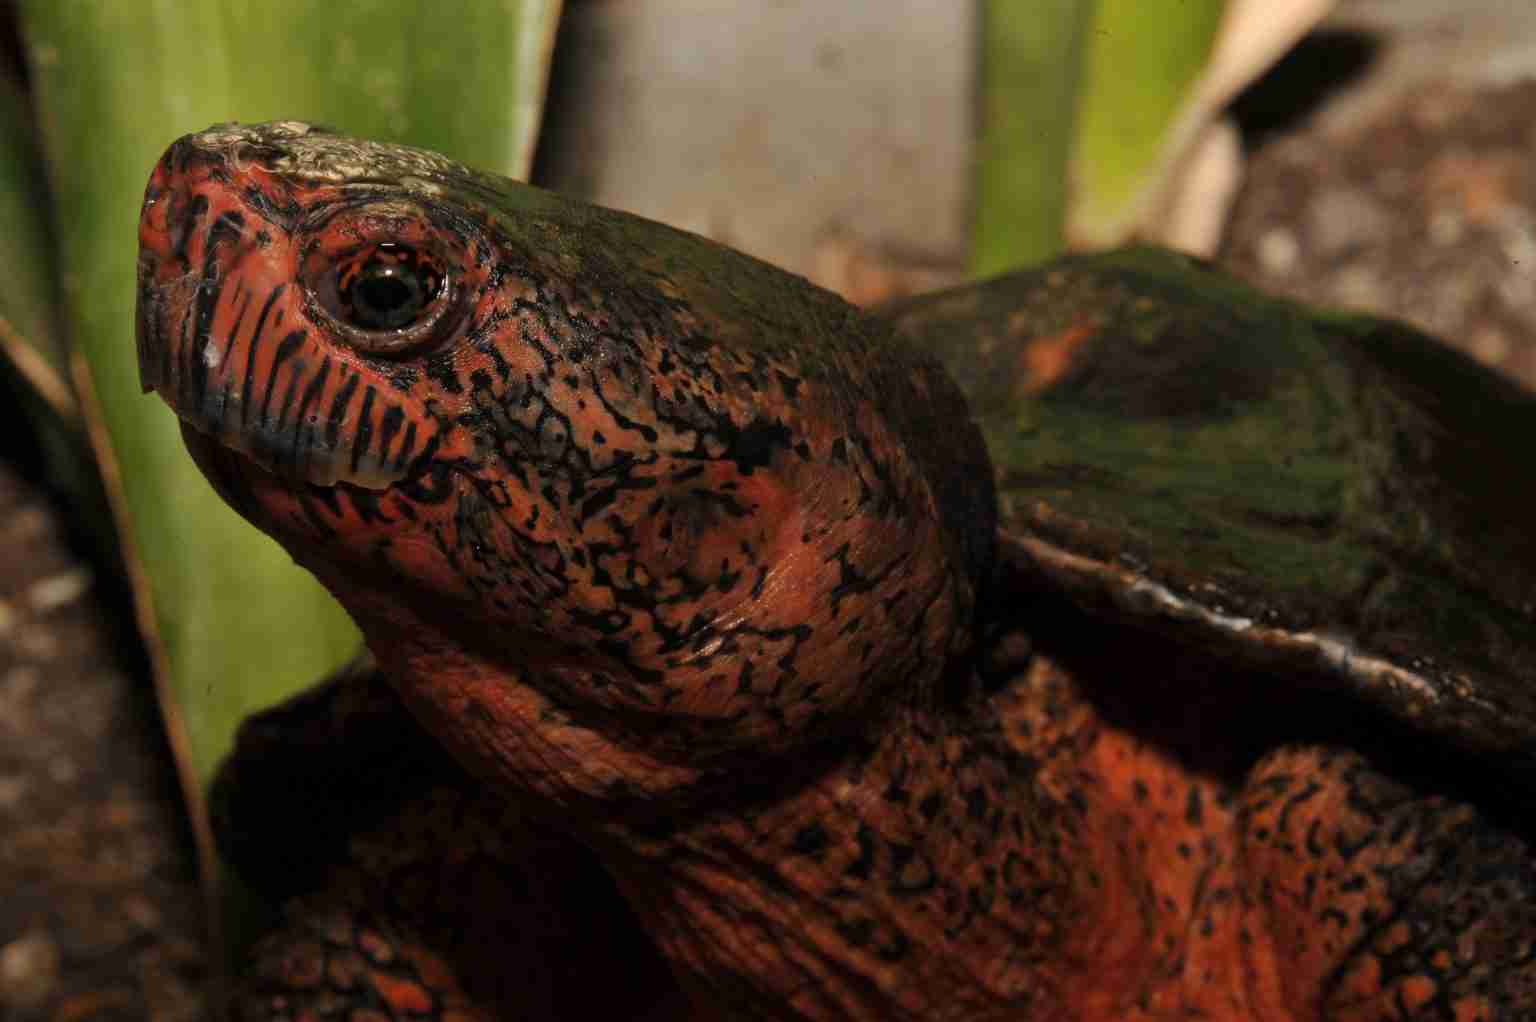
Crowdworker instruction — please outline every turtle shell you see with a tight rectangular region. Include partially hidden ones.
[885,247,1536,779]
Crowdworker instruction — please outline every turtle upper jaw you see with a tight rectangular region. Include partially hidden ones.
[136,296,420,490]
[144,370,416,492]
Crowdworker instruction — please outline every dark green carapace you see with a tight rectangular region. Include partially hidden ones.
[891,247,1536,774]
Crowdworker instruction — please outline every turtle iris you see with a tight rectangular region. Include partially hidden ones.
[304,224,464,356]
[335,244,444,332]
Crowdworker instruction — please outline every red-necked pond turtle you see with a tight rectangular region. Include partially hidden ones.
[135,122,1536,1021]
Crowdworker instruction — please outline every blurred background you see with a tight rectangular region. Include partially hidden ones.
[2,0,1534,1016]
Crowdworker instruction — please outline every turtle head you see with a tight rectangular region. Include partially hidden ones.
[137,122,996,808]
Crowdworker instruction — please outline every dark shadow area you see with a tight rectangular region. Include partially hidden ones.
[528,6,596,195]
[1230,28,1382,147]
[0,1,27,94]
[0,1,54,490]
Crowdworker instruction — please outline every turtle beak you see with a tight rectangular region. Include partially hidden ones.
[133,132,424,491]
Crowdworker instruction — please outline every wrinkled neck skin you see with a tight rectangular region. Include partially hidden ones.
[333,583,1089,1022]
[301,539,1120,1022]
[596,688,1090,1022]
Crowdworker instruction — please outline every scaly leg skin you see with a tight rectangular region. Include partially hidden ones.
[1003,619,1536,1021]
[212,657,689,1021]
[1241,746,1536,1020]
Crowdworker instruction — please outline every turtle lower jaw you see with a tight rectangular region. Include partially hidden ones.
[153,389,407,491]
[175,421,348,525]
[176,418,413,548]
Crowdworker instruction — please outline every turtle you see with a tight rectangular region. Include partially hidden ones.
[132,121,1536,1021]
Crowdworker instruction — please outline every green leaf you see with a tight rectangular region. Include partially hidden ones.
[1066,0,1228,246]
[971,0,1095,276]
[16,0,562,950]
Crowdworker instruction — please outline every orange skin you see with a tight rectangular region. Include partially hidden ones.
[139,124,1536,1021]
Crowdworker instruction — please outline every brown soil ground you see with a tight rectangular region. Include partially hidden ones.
[0,464,205,1022]
[1224,77,1536,391]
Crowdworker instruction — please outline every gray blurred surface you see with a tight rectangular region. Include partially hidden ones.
[537,1,973,301]
[1325,0,1536,127]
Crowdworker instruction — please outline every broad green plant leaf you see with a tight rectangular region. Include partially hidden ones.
[1066,0,1228,248]
[971,0,1095,276]
[1068,0,1334,250]
[17,0,562,950]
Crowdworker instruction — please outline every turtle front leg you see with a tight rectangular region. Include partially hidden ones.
[1239,745,1536,1021]
[212,657,689,1021]
[233,891,493,1022]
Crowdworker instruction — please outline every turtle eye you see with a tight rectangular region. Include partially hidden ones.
[334,243,443,332]
[301,205,472,357]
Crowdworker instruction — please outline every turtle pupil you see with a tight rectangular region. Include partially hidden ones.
[341,246,437,331]
[354,271,417,329]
